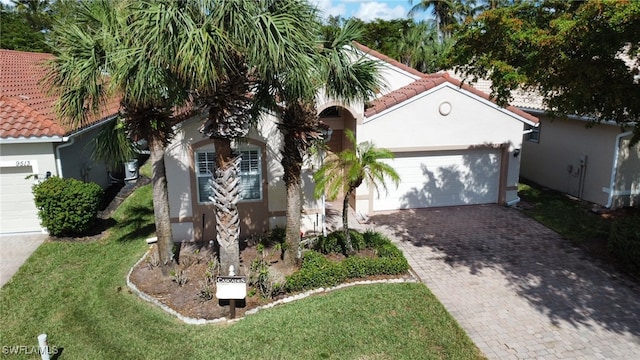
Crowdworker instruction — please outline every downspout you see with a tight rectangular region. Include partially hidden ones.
[55,136,75,178]
[605,131,632,208]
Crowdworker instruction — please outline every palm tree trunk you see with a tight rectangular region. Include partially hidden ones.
[283,178,302,265]
[212,138,241,276]
[149,137,174,272]
[342,188,355,255]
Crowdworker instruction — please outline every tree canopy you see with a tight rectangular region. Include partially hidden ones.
[450,0,640,144]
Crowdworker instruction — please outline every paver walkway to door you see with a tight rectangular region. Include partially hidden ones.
[367,205,640,359]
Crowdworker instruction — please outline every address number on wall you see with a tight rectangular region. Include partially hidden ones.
[15,161,31,167]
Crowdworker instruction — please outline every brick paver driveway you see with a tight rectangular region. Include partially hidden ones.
[367,205,640,359]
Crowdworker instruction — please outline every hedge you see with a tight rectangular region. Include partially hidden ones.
[285,230,409,292]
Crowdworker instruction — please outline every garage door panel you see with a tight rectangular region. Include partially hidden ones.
[373,149,500,211]
[0,166,41,233]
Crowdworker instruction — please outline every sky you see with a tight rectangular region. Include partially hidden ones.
[310,0,429,22]
[0,0,428,23]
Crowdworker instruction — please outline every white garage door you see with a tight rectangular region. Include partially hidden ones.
[0,166,42,233]
[373,148,501,211]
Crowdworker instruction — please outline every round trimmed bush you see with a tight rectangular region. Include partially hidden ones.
[32,176,104,237]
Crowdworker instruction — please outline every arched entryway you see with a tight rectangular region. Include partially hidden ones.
[317,104,360,223]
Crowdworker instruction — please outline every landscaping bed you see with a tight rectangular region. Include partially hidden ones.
[129,229,412,321]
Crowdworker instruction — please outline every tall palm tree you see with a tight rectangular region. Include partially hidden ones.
[408,0,462,39]
[47,0,187,269]
[313,130,400,254]
[274,20,386,265]
[132,0,319,273]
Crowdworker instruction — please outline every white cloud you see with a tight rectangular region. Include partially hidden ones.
[354,2,407,22]
[310,0,347,18]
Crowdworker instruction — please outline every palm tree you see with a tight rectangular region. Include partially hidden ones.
[313,130,400,254]
[131,0,319,273]
[47,0,187,269]
[408,0,462,39]
[272,19,385,265]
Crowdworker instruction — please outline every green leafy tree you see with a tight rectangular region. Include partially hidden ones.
[46,0,188,269]
[450,0,640,144]
[0,2,49,51]
[0,0,80,52]
[313,130,400,254]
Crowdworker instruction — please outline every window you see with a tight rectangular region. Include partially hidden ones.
[238,148,262,201]
[196,151,216,203]
[195,147,262,204]
[526,124,540,143]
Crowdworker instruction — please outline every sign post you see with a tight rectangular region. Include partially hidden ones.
[216,266,246,319]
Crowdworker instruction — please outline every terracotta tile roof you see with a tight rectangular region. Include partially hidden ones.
[353,42,426,79]
[0,95,66,137]
[448,72,546,111]
[364,72,539,124]
[0,49,120,140]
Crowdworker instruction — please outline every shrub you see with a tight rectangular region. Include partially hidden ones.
[268,227,286,245]
[315,229,366,254]
[32,176,104,237]
[285,231,410,293]
[608,213,640,274]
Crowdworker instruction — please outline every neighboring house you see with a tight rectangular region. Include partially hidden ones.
[453,74,640,209]
[164,43,538,242]
[0,49,120,234]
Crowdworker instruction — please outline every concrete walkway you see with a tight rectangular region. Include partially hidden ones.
[367,205,640,359]
[0,232,47,288]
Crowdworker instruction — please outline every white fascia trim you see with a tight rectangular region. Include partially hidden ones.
[364,82,538,126]
[0,136,64,144]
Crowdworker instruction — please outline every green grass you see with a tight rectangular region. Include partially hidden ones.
[518,182,611,244]
[0,184,484,360]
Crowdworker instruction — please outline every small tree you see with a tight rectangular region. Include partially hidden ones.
[313,130,400,254]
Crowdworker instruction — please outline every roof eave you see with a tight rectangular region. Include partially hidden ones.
[0,135,65,144]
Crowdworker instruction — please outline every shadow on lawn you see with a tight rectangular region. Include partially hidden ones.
[112,204,156,242]
[368,205,640,336]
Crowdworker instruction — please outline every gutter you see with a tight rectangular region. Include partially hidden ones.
[605,131,633,208]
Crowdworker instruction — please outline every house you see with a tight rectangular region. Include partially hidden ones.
[452,74,640,209]
[163,44,539,242]
[0,49,120,234]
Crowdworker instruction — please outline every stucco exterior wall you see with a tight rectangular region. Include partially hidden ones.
[56,127,110,188]
[376,63,421,95]
[0,142,57,179]
[520,116,623,207]
[165,113,293,241]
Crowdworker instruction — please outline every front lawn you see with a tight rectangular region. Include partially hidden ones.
[0,184,484,359]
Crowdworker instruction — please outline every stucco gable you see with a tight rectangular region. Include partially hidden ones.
[364,72,539,126]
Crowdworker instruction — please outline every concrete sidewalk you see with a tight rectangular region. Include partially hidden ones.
[0,232,47,288]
